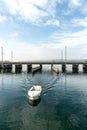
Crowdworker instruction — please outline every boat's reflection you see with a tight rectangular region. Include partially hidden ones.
[28,98,41,106]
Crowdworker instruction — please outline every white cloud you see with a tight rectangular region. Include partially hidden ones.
[0,40,62,61]
[19,3,48,22]
[1,26,87,61]
[4,0,48,18]
[77,1,87,17]
[8,32,20,39]
[45,28,87,49]
[0,14,7,22]
[67,0,87,17]
[72,17,87,27]
[81,5,87,14]
[39,29,87,59]
[45,19,60,26]
[3,0,60,26]
[69,0,80,7]
[3,0,18,15]
[1,0,87,61]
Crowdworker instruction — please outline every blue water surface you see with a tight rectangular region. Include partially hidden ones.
[0,71,87,130]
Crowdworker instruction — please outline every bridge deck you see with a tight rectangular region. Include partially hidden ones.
[0,60,87,65]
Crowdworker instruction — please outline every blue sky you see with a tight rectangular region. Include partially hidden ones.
[0,0,87,61]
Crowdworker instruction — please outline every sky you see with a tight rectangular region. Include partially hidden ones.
[0,0,87,61]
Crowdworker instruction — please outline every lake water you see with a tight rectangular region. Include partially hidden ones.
[0,69,87,130]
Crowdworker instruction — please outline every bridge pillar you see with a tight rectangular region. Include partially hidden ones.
[51,64,53,70]
[62,64,66,72]
[0,64,12,73]
[15,64,22,73]
[3,64,7,71]
[27,64,32,72]
[0,64,2,72]
[72,64,79,73]
[40,64,42,71]
[83,64,87,73]
[6,64,12,72]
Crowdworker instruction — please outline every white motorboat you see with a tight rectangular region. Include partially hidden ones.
[28,85,42,100]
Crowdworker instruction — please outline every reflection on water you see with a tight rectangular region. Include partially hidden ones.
[0,71,87,130]
[28,98,41,106]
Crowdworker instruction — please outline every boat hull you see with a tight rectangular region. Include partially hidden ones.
[29,95,41,100]
[28,85,42,100]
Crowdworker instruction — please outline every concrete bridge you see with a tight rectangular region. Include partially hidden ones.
[0,60,87,73]
[0,59,87,64]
